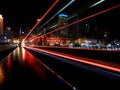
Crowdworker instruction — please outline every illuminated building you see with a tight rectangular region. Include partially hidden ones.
[0,14,3,35]
[58,14,68,38]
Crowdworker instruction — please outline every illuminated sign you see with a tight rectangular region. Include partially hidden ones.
[59,14,68,17]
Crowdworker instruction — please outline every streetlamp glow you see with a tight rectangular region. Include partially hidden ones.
[0,15,2,18]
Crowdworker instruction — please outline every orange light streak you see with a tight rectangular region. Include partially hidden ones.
[26,46,120,73]
[0,64,5,86]
[21,47,25,60]
[22,0,59,42]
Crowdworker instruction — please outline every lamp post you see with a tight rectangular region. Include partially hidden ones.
[0,14,3,35]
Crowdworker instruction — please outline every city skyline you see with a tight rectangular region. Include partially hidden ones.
[0,0,120,41]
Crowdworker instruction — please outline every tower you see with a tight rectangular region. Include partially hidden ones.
[0,14,3,35]
[58,14,68,38]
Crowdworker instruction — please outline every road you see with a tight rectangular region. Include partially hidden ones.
[0,46,76,90]
[25,46,120,90]
[0,45,120,90]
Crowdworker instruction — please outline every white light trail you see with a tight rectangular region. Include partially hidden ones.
[40,0,76,29]
[90,0,105,8]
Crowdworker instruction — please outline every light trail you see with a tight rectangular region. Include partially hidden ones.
[44,3,120,36]
[25,46,120,73]
[32,51,78,90]
[28,2,120,42]
[90,0,105,8]
[39,0,76,29]
[22,0,59,43]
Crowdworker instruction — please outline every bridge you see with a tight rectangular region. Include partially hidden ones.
[0,0,120,90]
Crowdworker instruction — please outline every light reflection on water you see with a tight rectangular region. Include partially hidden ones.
[11,46,47,79]
[0,64,5,86]
[0,46,74,90]
[21,47,47,80]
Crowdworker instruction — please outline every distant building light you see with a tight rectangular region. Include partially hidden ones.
[4,36,7,39]
[6,27,11,30]
[22,32,24,34]
[59,14,68,17]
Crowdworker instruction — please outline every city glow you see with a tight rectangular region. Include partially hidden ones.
[13,39,20,44]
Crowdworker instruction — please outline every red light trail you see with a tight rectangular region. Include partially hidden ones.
[29,3,120,42]
[25,46,120,73]
[45,3,120,36]
[22,0,59,43]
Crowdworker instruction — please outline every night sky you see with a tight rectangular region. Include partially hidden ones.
[0,0,120,40]
[1,0,119,29]
[0,0,66,29]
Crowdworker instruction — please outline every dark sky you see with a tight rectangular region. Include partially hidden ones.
[1,0,119,28]
[0,0,120,34]
[0,0,69,29]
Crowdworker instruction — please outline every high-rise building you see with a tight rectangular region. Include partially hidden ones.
[0,14,3,35]
[58,14,68,38]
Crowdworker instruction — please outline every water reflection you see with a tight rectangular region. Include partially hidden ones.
[7,55,12,72]
[0,64,5,87]
[21,47,47,79]
[0,46,74,90]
